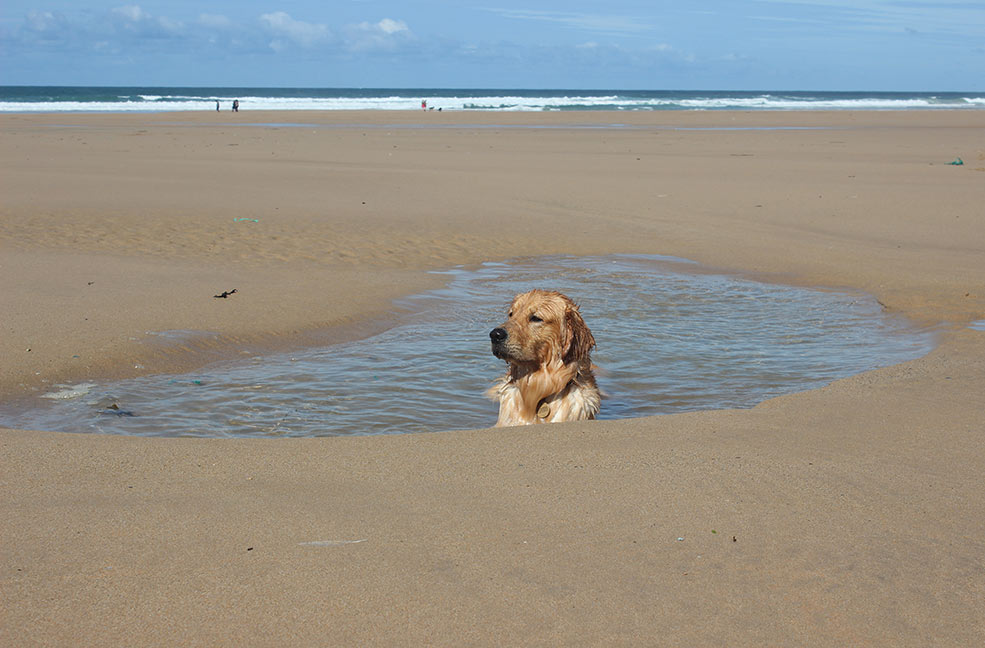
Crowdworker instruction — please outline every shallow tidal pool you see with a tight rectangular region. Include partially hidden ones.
[1,255,935,437]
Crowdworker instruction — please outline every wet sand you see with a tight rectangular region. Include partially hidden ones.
[2,110,984,646]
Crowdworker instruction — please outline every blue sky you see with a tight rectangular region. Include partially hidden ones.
[1,1,983,89]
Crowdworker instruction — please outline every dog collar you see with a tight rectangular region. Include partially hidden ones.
[537,377,579,420]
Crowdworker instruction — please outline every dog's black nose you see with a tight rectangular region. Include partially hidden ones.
[490,328,507,343]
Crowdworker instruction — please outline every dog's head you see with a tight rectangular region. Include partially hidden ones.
[489,290,595,367]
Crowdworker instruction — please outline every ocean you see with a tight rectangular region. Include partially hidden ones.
[1,87,983,113]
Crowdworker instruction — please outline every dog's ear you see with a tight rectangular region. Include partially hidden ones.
[563,303,596,363]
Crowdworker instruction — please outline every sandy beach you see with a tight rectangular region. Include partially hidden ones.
[2,110,984,645]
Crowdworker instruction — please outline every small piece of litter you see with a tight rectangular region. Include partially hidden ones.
[214,289,237,299]
[948,158,964,166]
[233,218,260,222]
[299,539,367,547]
[676,537,685,542]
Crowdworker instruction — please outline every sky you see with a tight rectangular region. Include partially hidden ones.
[1,1,983,90]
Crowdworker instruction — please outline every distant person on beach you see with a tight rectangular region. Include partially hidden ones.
[232,99,239,112]
[421,99,427,111]
[216,100,220,112]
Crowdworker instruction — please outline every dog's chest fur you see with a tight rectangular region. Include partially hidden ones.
[491,372,601,426]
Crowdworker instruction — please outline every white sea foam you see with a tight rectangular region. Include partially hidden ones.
[3,92,983,113]
[41,383,97,400]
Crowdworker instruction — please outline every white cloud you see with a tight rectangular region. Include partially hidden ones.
[378,18,409,35]
[750,0,985,38]
[24,11,67,35]
[110,5,183,36]
[112,5,147,22]
[485,9,654,36]
[260,11,331,49]
[344,18,413,52]
[350,18,410,35]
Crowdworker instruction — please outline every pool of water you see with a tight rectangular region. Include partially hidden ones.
[0,255,936,437]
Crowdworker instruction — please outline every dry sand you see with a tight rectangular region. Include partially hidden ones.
[1,110,984,646]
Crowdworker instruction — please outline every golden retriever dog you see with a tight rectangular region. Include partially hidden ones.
[488,290,600,426]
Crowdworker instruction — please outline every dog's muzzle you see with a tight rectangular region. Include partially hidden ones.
[490,327,508,358]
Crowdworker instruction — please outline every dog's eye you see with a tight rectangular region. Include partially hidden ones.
[508,311,513,317]
[529,314,543,323]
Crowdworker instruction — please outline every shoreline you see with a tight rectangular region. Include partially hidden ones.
[0,251,943,437]
[2,109,984,645]
[7,106,985,122]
